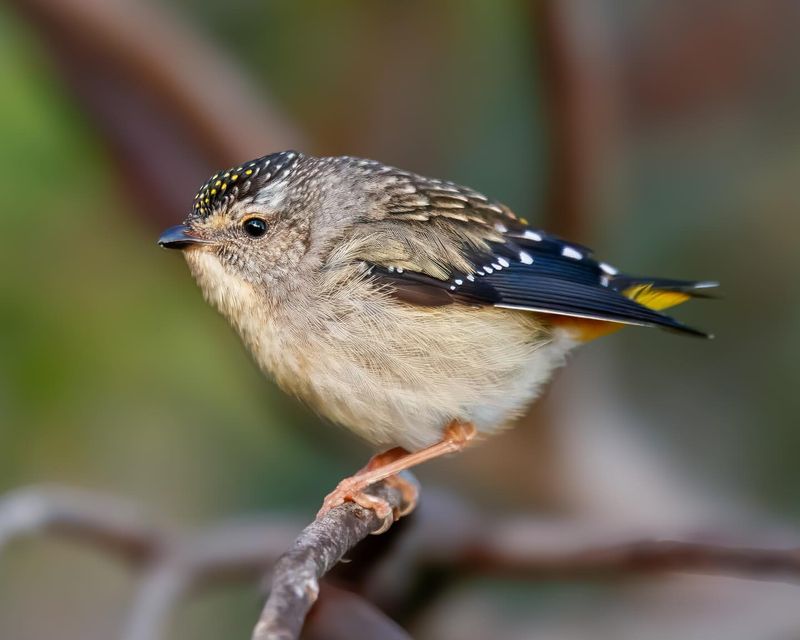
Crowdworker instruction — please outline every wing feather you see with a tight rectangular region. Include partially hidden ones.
[339,158,715,337]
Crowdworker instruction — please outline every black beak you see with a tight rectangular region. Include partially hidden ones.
[157,224,213,249]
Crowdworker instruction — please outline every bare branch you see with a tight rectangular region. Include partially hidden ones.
[4,484,800,640]
[531,0,620,238]
[8,0,306,226]
[447,520,800,584]
[252,477,418,640]
[0,486,303,640]
[122,519,300,640]
[392,494,800,585]
[303,584,411,640]
[0,485,163,564]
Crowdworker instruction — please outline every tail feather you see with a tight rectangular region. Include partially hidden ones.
[558,276,718,342]
[615,276,718,336]
[612,276,720,301]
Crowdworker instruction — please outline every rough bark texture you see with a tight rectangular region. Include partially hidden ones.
[252,479,416,640]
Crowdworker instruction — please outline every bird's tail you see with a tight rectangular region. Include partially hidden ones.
[567,276,718,342]
[614,276,719,310]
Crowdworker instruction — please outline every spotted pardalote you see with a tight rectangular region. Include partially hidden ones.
[159,151,717,522]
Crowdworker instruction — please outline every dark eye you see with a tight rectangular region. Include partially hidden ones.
[242,217,268,238]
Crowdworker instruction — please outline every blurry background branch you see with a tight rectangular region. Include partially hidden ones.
[4,486,800,640]
[7,0,305,226]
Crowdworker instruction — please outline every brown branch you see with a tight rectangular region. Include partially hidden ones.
[380,493,800,586]
[303,584,412,640]
[531,0,621,239]
[251,477,418,640]
[0,486,301,640]
[121,519,301,640]
[444,521,800,584]
[8,0,306,227]
[0,484,163,564]
[4,485,800,640]
[0,484,414,640]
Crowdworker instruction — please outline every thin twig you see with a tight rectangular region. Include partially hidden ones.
[0,484,163,563]
[382,493,800,585]
[8,0,305,226]
[447,520,800,584]
[303,584,412,640]
[252,477,418,640]
[122,519,300,640]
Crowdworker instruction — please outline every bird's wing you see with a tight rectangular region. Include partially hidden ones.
[345,164,715,337]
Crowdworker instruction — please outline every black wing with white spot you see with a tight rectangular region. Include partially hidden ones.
[358,162,712,336]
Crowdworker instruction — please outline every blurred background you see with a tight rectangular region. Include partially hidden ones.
[1,0,799,638]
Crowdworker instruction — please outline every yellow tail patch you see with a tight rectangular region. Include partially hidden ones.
[556,284,691,342]
[621,284,690,312]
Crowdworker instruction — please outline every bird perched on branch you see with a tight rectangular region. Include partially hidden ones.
[159,151,716,528]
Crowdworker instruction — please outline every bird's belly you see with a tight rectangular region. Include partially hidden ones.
[265,306,578,451]
[304,334,575,450]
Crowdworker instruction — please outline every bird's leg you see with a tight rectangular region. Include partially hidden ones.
[317,421,477,531]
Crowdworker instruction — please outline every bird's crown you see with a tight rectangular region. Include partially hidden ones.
[191,150,301,217]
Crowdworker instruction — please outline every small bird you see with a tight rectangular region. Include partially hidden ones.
[159,151,716,527]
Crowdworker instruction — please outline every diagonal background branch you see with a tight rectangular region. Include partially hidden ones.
[7,0,306,226]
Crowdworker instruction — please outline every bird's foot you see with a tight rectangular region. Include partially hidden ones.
[317,479,394,531]
[317,469,419,534]
[315,422,475,534]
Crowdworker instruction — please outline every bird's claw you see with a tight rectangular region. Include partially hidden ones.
[316,473,418,535]
[317,483,395,534]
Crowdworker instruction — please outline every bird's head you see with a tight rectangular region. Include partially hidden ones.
[159,151,378,309]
